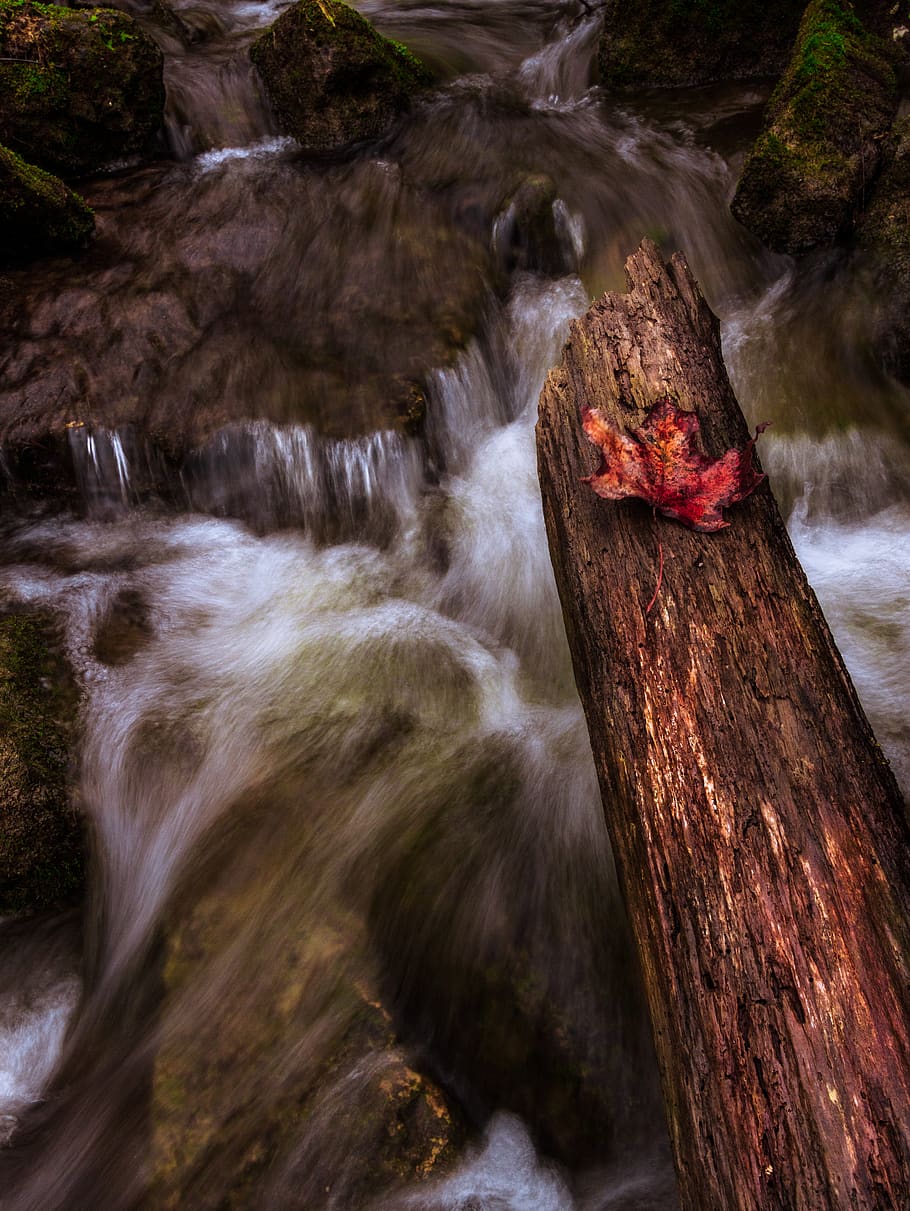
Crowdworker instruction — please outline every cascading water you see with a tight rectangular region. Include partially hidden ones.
[1,0,908,1208]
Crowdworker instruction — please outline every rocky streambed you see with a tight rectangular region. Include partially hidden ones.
[1,1,909,1208]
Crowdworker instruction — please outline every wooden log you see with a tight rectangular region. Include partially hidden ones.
[536,239,910,1210]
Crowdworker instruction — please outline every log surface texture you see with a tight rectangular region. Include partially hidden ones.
[536,240,910,1210]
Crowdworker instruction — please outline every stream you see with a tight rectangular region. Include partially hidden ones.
[1,0,909,1208]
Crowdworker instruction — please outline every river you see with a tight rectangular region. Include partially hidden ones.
[0,0,908,1207]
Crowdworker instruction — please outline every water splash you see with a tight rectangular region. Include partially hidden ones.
[790,504,910,793]
[516,16,600,111]
[395,1112,575,1210]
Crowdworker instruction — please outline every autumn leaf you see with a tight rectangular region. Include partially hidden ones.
[581,397,769,533]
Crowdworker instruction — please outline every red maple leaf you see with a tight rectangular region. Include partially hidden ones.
[581,398,769,533]
[581,398,769,612]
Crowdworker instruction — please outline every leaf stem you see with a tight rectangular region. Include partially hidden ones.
[646,508,663,615]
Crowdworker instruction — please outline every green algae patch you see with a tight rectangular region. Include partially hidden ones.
[731,0,899,254]
[0,612,84,916]
[0,0,165,177]
[598,0,805,88]
[249,0,431,153]
[0,142,93,262]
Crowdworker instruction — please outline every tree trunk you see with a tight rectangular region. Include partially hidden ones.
[536,239,910,1210]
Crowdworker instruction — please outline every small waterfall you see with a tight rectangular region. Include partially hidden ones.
[69,427,134,512]
[1,0,909,1204]
[761,427,910,522]
[516,15,600,110]
[185,423,425,541]
[62,422,425,543]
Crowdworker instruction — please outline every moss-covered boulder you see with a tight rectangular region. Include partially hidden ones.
[249,0,431,153]
[0,612,84,917]
[598,0,805,89]
[854,115,910,381]
[0,142,93,262]
[731,0,899,254]
[0,0,165,178]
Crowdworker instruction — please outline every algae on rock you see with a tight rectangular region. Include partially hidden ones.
[0,142,94,262]
[731,0,900,254]
[598,0,805,89]
[249,0,431,153]
[0,612,83,917]
[0,0,165,177]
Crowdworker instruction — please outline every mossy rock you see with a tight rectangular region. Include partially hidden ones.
[0,0,165,177]
[0,611,84,916]
[854,115,910,381]
[0,142,93,262]
[731,0,899,254]
[598,0,805,89]
[249,0,431,153]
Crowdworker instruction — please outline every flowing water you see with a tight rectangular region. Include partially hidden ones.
[0,0,908,1208]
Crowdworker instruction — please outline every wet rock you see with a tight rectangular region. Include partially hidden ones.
[731,0,899,254]
[0,154,491,457]
[854,114,910,382]
[249,0,431,153]
[0,143,94,263]
[364,735,666,1169]
[598,0,805,89]
[146,851,463,1209]
[492,174,564,275]
[0,612,84,917]
[0,0,165,178]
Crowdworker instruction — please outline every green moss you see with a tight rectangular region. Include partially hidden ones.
[250,0,431,152]
[0,141,94,260]
[0,612,84,916]
[0,0,164,177]
[732,0,899,253]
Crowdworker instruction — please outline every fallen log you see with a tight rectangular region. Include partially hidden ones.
[536,239,910,1209]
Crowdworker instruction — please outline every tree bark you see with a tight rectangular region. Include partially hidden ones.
[536,239,910,1210]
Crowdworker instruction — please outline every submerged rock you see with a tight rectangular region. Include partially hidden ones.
[492,174,564,276]
[0,612,83,917]
[249,0,431,153]
[0,143,94,263]
[146,835,462,1208]
[731,0,899,254]
[0,0,165,177]
[598,0,805,89]
[854,115,910,382]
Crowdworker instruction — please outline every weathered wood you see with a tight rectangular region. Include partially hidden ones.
[536,239,910,1210]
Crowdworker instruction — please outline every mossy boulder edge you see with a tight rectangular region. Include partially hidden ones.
[0,142,94,262]
[0,0,165,178]
[731,0,900,254]
[250,0,431,153]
